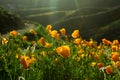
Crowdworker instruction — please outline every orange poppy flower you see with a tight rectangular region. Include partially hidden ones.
[112,45,118,51]
[56,45,70,58]
[50,30,58,37]
[60,28,66,36]
[20,55,35,69]
[38,37,46,46]
[95,54,100,62]
[102,38,112,45]
[71,30,80,38]
[46,25,52,34]
[55,33,60,40]
[20,56,30,69]
[112,40,119,45]
[50,30,60,40]
[111,52,119,62]
[74,38,81,45]
[97,62,104,69]
[22,36,27,42]
[10,30,18,37]
[106,65,113,74]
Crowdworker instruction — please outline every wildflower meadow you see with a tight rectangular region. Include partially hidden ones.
[0,24,120,80]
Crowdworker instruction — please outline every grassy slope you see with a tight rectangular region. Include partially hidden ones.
[95,19,120,42]
[52,6,120,42]
[64,7,110,19]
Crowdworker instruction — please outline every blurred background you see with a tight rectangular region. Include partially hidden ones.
[0,0,120,42]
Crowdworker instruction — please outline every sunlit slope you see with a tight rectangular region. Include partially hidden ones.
[64,7,110,19]
[52,6,120,41]
[13,7,69,26]
[15,7,110,26]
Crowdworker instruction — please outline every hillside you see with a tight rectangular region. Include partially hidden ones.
[0,3,120,42]
[95,19,120,42]
[52,6,120,42]
[0,7,25,34]
[64,7,110,19]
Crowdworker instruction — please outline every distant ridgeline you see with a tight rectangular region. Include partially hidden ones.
[52,6,120,42]
[0,7,24,34]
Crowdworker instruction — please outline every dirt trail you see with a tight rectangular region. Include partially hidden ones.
[2,23,36,37]
[17,23,36,33]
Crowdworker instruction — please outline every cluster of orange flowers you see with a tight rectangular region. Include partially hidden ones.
[1,24,120,77]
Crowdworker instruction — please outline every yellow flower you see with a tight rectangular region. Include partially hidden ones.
[60,28,66,36]
[15,54,19,59]
[46,25,52,34]
[45,42,52,48]
[54,58,59,64]
[22,36,27,42]
[2,38,8,45]
[78,49,83,56]
[71,30,80,38]
[106,65,113,74]
[56,45,70,58]
[91,62,96,67]
[10,30,18,37]
[29,29,37,35]
[81,54,85,58]
[41,51,46,57]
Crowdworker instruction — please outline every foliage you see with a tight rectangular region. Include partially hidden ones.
[1,24,120,80]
